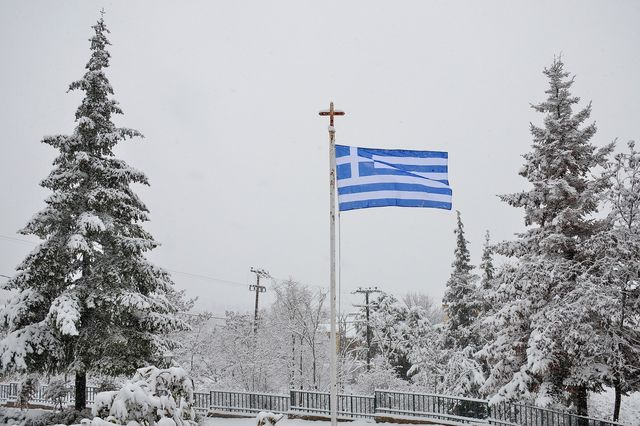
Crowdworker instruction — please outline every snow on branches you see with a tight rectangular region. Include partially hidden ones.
[91,366,196,426]
[0,14,187,411]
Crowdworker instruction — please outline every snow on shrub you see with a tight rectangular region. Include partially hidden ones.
[256,411,284,425]
[91,366,196,426]
[43,380,72,412]
[17,376,38,409]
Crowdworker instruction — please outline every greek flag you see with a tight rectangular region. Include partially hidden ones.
[336,145,452,212]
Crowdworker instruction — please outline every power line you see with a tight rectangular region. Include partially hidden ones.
[165,269,247,287]
[0,234,39,246]
[0,233,357,295]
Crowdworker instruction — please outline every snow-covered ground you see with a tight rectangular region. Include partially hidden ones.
[203,419,441,426]
[590,389,640,426]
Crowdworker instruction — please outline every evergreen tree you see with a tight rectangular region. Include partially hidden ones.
[442,210,480,350]
[480,231,494,290]
[573,141,640,421]
[480,58,613,414]
[0,15,184,410]
[478,230,495,315]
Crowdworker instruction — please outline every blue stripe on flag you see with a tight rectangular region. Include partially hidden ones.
[338,182,452,196]
[358,162,449,184]
[339,198,452,211]
[357,147,448,159]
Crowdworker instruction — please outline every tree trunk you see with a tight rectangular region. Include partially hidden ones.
[613,380,622,422]
[290,334,295,388]
[573,384,588,425]
[76,253,89,411]
[299,342,303,389]
[74,370,86,411]
[614,284,627,422]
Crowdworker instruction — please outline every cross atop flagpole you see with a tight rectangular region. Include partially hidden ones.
[319,101,344,426]
[319,102,345,127]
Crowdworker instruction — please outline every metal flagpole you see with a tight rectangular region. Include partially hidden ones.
[319,102,344,426]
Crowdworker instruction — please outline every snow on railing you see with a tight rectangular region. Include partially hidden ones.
[209,389,289,415]
[0,382,626,426]
[0,382,99,407]
[289,389,374,419]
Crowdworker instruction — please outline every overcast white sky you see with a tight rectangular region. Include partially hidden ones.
[1,1,639,314]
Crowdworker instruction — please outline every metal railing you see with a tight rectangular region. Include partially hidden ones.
[209,390,289,415]
[289,389,374,419]
[0,382,98,407]
[193,392,211,414]
[0,382,626,426]
[0,383,18,401]
[489,402,623,426]
[375,389,490,423]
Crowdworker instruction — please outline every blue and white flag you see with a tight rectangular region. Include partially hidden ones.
[336,145,452,212]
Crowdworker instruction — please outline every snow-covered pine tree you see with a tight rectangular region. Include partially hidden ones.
[476,230,496,317]
[473,231,496,383]
[442,210,480,350]
[0,15,184,410]
[479,58,613,414]
[480,231,494,291]
[572,140,640,421]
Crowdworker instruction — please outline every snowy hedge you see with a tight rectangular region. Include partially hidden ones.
[90,366,196,426]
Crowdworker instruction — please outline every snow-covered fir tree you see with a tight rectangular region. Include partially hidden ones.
[573,140,640,421]
[479,231,494,295]
[408,215,486,398]
[442,211,480,350]
[0,16,185,410]
[473,230,496,381]
[479,58,613,414]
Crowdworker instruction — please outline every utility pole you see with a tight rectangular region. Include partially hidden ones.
[249,267,270,333]
[353,286,380,371]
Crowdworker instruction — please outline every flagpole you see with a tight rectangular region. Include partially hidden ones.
[319,102,344,426]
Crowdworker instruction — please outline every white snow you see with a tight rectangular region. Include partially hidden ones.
[202,418,444,426]
[77,212,106,233]
[589,388,640,426]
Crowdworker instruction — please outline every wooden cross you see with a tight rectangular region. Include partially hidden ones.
[319,102,345,127]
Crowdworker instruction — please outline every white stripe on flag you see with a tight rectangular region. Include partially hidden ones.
[338,174,450,189]
[372,155,448,166]
[339,191,452,203]
[369,169,449,180]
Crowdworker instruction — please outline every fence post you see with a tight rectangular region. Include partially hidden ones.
[289,390,295,411]
[10,382,18,398]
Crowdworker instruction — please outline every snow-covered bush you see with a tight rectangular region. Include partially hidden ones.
[17,377,38,409]
[91,366,196,426]
[256,412,284,426]
[352,356,410,394]
[43,380,72,412]
[25,408,92,426]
